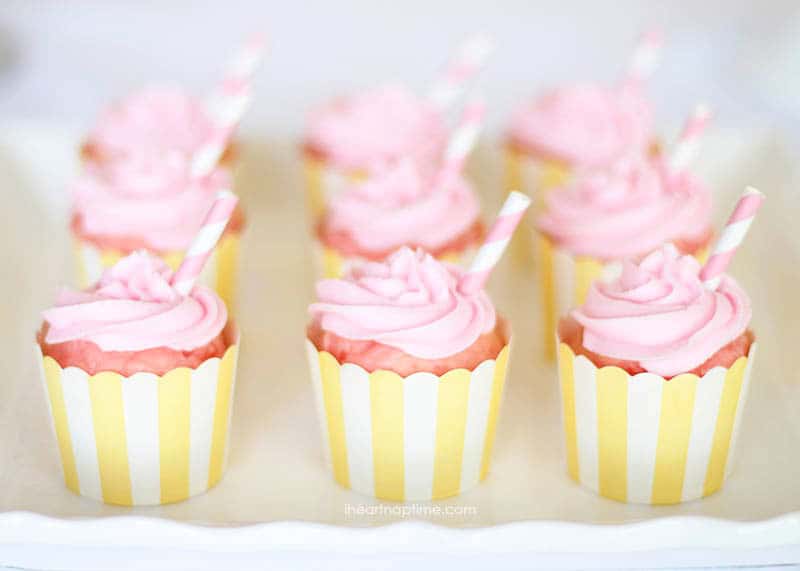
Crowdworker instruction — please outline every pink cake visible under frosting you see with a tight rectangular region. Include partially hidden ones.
[70,152,244,254]
[39,252,232,376]
[304,85,447,172]
[537,154,712,260]
[308,248,507,376]
[508,82,652,168]
[82,85,235,165]
[317,159,483,260]
[561,245,753,378]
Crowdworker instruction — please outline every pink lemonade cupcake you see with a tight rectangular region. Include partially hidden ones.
[506,81,653,194]
[81,85,238,168]
[535,152,713,357]
[505,34,661,202]
[302,85,448,221]
[556,245,756,504]
[306,248,511,501]
[314,159,483,277]
[37,252,240,506]
[70,154,244,308]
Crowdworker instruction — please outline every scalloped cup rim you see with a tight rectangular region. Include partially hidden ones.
[556,334,757,382]
[35,326,240,378]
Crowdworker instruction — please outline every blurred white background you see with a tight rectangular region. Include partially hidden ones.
[2,0,800,141]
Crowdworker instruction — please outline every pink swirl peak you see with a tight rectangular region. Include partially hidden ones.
[572,245,751,376]
[71,152,233,253]
[508,82,652,168]
[85,85,217,160]
[323,159,480,255]
[309,248,496,359]
[305,85,447,171]
[536,154,711,260]
[42,252,227,352]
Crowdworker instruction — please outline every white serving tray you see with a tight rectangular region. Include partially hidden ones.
[0,121,798,569]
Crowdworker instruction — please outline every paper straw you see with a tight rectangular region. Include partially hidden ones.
[699,186,765,290]
[209,32,266,124]
[669,104,712,173]
[172,190,240,295]
[191,34,266,178]
[459,191,532,294]
[625,30,663,83]
[433,99,486,189]
[428,33,494,109]
[225,33,267,81]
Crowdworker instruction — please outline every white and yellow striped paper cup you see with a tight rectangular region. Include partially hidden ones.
[537,236,709,360]
[503,145,570,267]
[306,339,511,501]
[537,236,619,360]
[557,340,756,504]
[303,154,365,224]
[312,241,475,279]
[37,341,240,506]
[73,232,241,310]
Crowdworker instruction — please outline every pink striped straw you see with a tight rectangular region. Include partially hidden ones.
[699,186,765,290]
[432,99,486,190]
[459,191,532,294]
[669,104,712,173]
[191,34,266,178]
[172,190,240,295]
[428,33,494,109]
[625,30,663,83]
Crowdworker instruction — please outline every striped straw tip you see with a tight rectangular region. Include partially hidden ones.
[628,29,664,80]
[641,29,665,46]
[464,98,487,118]
[693,103,712,120]
[504,190,532,211]
[216,189,237,201]
[246,32,267,51]
[744,185,765,199]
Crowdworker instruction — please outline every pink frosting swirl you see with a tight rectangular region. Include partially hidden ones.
[508,83,652,168]
[537,155,711,260]
[71,152,233,252]
[305,85,447,171]
[572,245,751,376]
[85,85,216,160]
[42,252,227,352]
[323,159,481,255]
[309,248,496,359]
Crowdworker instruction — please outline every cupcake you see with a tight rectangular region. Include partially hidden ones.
[535,153,713,357]
[556,245,755,504]
[37,252,239,506]
[313,159,483,278]
[505,82,653,197]
[504,34,659,203]
[302,85,448,222]
[306,247,511,501]
[70,154,244,309]
[81,85,238,169]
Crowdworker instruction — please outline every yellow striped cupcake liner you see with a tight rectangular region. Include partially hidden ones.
[504,145,570,267]
[37,341,239,506]
[306,339,511,501]
[557,340,756,504]
[538,236,709,360]
[73,233,240,310]
[312,242,475,279]
[303,155,365,224]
